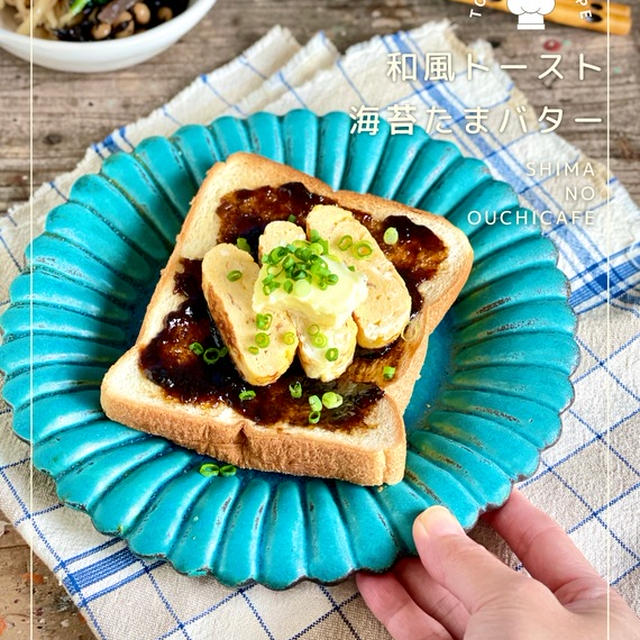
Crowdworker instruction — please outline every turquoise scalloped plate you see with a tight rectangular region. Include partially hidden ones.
[0,110,579,589]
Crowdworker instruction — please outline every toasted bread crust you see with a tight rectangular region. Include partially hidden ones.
[100,152,473,485]
[101,350,406,485]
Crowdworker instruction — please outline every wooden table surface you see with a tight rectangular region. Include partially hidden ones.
[0,0,639,637]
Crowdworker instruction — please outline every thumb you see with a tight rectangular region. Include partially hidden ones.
[413,506,519,613]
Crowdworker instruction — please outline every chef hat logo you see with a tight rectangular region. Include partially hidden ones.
[507,0,555,29]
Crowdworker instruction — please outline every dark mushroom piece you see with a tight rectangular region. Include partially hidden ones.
[97,0,136,24]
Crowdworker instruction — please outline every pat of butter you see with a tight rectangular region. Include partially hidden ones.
[252,250,367,327]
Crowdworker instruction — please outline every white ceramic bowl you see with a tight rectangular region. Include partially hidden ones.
[0,0,217,72]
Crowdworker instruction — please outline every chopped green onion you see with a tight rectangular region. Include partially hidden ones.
[289,381,302,398]
[308,395,322,412]
[255,332,270,349]
[348,265,356,272]
[322,391,343,409]
[270,246,288,263]
[260,234,339,296]
[189,342,204,356]
[203,347,221,364]
[248,345,260,355]
[325,348,339,362]
[309,242,324,255]
[220,464,237,476]
[288,214,297,223]
[292,268,308,281]
[236,237,251,253]
[69,0,89,14]
[239,389,256,401]
[308,410,321,424]
[354,241,373,258]
[311,333,328,348]
[227,270,242,282]
[256,313,272,330]
[383,365,396,380]
[338,235,353,251]
[283,331,296,345]
[267,264,283,277]
[218,346,228,358]
[199,462,219,477]
[307,324,320,336]
[383,227,399,245]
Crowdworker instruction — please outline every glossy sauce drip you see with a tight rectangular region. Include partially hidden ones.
[217,182,330,258]
[140,182,448,429]
[352,212,448,315]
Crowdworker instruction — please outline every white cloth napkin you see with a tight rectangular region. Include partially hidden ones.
[0,21,638,640]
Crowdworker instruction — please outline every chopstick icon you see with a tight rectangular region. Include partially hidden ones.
[450,0,632,35]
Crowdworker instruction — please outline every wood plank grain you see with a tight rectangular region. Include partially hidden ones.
[0,510,89,639]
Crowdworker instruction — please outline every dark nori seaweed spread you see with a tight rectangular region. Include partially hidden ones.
[139,182,447,430]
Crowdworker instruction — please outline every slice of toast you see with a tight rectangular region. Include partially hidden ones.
[100,152,473,485]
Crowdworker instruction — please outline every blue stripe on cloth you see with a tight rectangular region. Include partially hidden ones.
[4,210,17,226]
[162,105,183,126]
[83,560,165,605]
[199,74,247,116]
[91,142,105,159]
[62,547,146,590]
[334,57,368,106]
[63,547,139,593]
[576,336,640,403]
[0,457,29,472]
[318,30,333,54]
[287,593,360,640]
[100,134,121,154]
[144,565,192,640]
[568,409,640,478]
[318,585,361,640]
[238,54,267,80]
[241,590,275,640]
[118,126,135,150]
[512,480,640,579]
[571,260,640,312]
[520,407,640,488]
[574,333,640,384]
[156,590,248,640]
[571,247,640,296]
[0,231,23,270]
[278,71,308,108]
[582,294,640,319]
[0,467,108,639]
[613,561,639,586]
[547,464,640,564]
[568,480,640,535]
[53,537,122,572]
[49,180,68,202]
[14,503,63,526]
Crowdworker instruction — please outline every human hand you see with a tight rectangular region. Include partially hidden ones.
[357,489,640,640]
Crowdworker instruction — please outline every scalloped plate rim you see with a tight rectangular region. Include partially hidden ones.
[0,109,580,588]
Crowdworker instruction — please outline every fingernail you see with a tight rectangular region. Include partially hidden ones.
[415,505,463,539]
